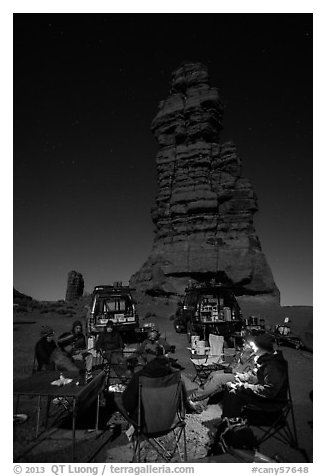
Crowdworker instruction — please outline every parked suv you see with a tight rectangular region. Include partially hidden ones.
[87,283,139,337]
[174,281,243,342]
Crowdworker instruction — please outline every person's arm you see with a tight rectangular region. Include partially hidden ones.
[79,335,86,349]
[72,335,86,354]
[235,370,253,382]
[118,332,124,349]
[159,337,171,353]
[122,374,139,416]
[51,349,79,374]
[95,334,103,351]
[139,340,146,354]
[35,341,52,365]
[244,363,286,398]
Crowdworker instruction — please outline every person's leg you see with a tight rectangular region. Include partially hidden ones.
[181,374,199,395]
[103,350,113,364]
[179,375,204,413]
[84,353,93,372]
[71,355,86,372]
[222,387,260,418]
[111,350,128,378]
[221,387,242,418]
[72,353,92,374]
[190,371,236,401]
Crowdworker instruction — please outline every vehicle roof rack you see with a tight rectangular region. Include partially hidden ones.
[185,279,225,291]
[93,284,135,293]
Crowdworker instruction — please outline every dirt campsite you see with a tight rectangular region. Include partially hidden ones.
[13,299,313,464]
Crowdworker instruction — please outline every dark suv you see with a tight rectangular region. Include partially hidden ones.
[87,283,139,337]
[174,281,243,342]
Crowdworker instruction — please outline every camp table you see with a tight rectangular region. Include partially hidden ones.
[13,369,106,461]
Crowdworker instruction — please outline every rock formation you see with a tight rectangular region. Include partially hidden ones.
[65,270,84,302]
[13,287,33,303]
[130,62,279,306]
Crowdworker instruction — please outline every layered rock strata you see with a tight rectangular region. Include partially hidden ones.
[65,270,84,302]
[130,62,279,305]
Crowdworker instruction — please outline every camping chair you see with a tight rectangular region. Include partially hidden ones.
[115,372,187,462]
[241,356,303,456]
[98,347,141,395]
[190,334,226,384]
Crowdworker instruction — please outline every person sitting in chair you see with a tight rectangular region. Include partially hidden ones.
[51,332,91,377]
[70,320,93,374]
[188,333,256,406]
[122,345,182,421]
[71,320,87,350]
[222,334,288,419]
[139,328,171,364]
[95,320,129,378]
[35,326,57,371]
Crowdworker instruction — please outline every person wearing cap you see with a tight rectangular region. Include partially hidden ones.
[50,332,82,375]
[187,333,256,407]
[34,326,57,371]
[222,333,288,418]
[71,320,87,351]
[139,328,171,364]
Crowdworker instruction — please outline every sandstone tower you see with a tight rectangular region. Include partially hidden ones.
[65,270,84,302]
[130,62,279,306]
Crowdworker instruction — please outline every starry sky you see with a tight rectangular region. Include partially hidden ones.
[13,13,312,305]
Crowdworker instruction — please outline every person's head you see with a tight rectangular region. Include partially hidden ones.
[147,328,160,342]
[250,334,275,355]
[242,332,255,350]
[72,320,83,335]
[40,325,54,342]
[105,320,114,333]
[58,332,75,353]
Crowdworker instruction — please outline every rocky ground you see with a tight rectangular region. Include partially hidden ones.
[13,301,313,463]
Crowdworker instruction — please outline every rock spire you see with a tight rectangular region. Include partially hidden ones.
[130,62,279,306]
[65,270,84,302]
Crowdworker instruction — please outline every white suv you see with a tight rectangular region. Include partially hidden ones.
[87,283,139,336]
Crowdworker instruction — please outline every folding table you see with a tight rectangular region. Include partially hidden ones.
[13,369,106,461]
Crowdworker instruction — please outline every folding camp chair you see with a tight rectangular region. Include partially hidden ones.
[190,334,226,384]
[100,347,141,387]
[116,372,187,462]
[241,356,303,455]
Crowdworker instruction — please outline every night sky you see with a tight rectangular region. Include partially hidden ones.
[13,13,312,305]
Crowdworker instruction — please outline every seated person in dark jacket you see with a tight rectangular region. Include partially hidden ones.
[222,334,288,418]
[35,326,57,371]
[70,320,93,372]
[139,328,171,364]
[71,320,87,350]
[188,333,256,403]
[122,345,184,421]
[95,320,128,377]
[50,332,85,376]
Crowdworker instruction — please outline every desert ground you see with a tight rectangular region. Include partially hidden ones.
[13,300,313,463]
